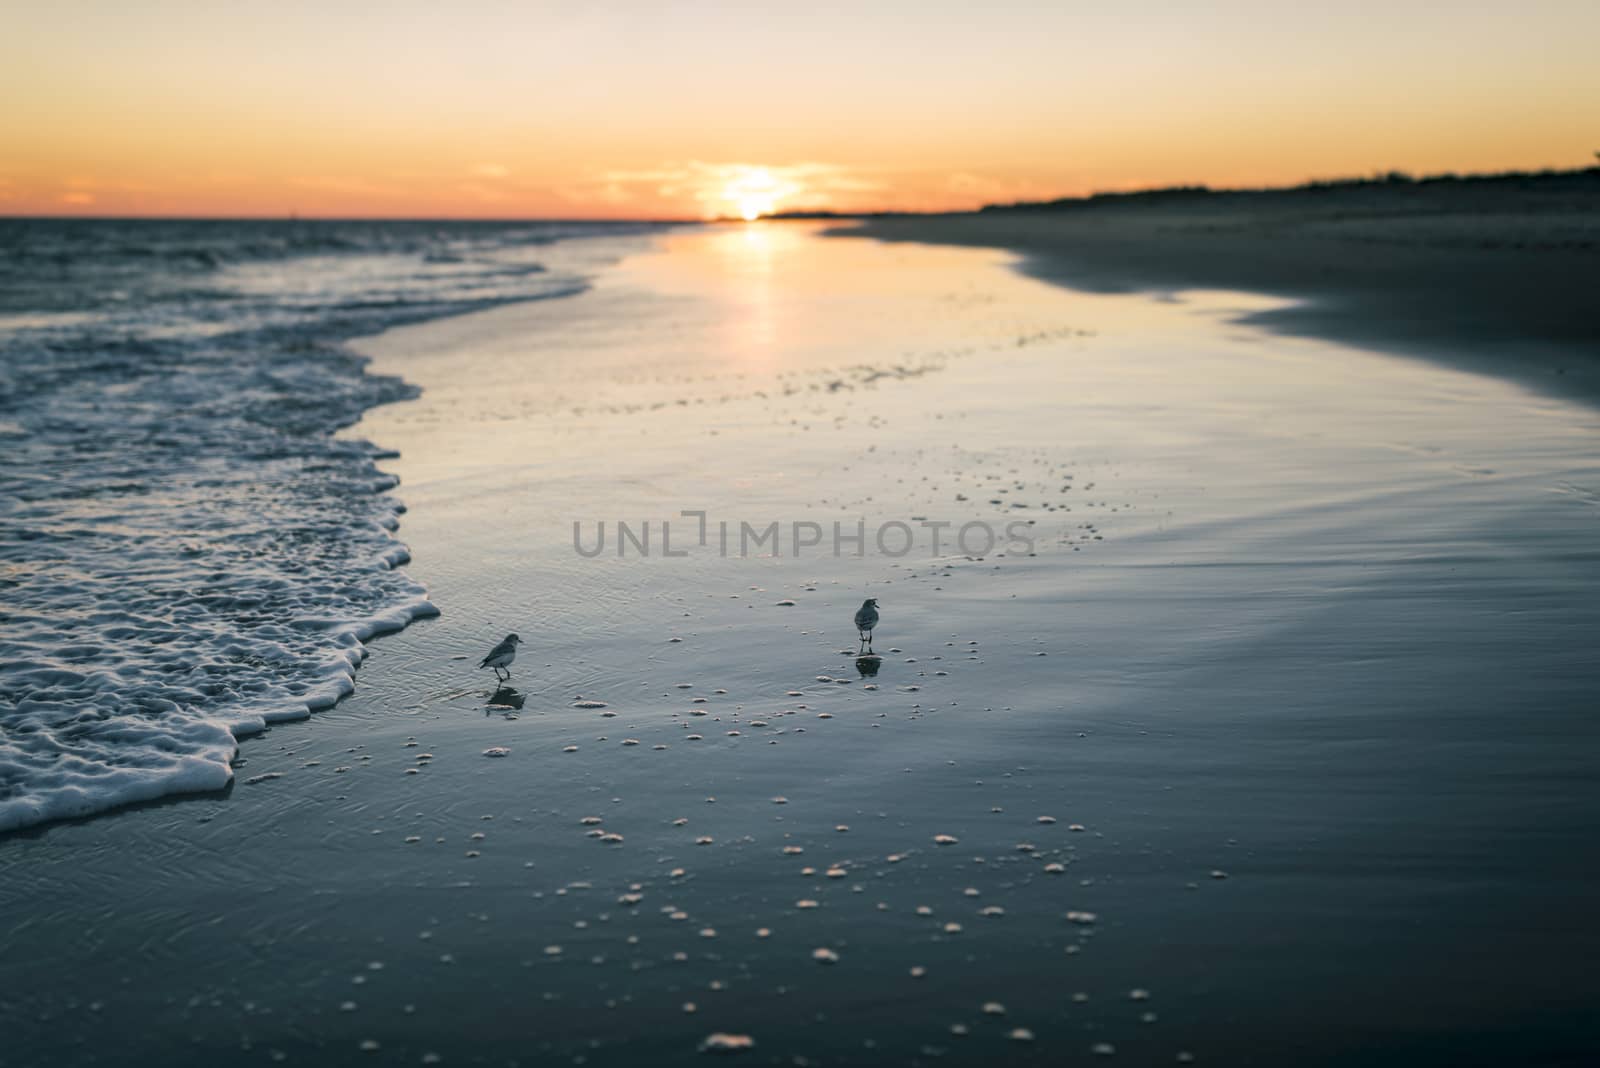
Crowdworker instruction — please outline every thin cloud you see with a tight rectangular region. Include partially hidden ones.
[583,161,887,217]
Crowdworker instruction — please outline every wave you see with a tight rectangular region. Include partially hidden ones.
[0,218,665,832]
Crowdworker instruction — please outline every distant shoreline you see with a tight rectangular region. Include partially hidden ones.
[766,165,1600,220]
[830,167,1600,404]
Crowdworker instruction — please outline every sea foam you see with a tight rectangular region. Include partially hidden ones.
[0,219,662,831]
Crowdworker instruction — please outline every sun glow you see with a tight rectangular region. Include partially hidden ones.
[723,166,784,220]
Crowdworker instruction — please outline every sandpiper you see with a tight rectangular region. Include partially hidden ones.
[479,633,522,682]
[854,599,879,648]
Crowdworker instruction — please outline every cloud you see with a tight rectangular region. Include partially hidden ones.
[290,175,407,198]
[579,161,887,217]
[472,163,511,179]
[456,182,513,204]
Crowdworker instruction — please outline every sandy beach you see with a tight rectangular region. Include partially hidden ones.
[850,175,1600,401]
[4,217,1598,1066]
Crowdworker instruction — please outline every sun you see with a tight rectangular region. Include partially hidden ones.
[724,166,782,221]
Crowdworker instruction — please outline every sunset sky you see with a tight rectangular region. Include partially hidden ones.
[3,0,1597,219]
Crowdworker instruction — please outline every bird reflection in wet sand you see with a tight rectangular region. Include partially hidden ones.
[854,598,880,651]
[486,686,526,713]
[855,655,882,678]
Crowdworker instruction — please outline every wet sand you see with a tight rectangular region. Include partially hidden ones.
[4,224,1599,1067]
[848,179,1600,402]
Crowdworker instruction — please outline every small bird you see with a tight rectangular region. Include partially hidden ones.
[854,598,879,647]
[479,633,522,682]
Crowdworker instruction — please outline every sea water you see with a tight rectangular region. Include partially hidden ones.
[0,218,665,831]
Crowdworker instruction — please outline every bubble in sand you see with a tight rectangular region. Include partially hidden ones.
[980,906,1005,917]
[1129,989,1150,1000]
[562,746,579,753]
[934,835,959,846]
[600,833,624,844]
[1009,1029,1035,1043]
[1044,862,1066,874]
[796,899,820,909]
[622,739,640,746]
[696,836,714,845]
[910,965,926,978]
[1037,816,1057,824]
[1065,911,1098,925]
[825,867,847,879]
[481,747,511,758]
[574,700,608,709]
[982,1002,1006,1016]
[1210,870,1229,879]
[581,816,603,825]
[1069,824,1086,832]
[943,922,963,933]
[1092,1043,1116,1056]
[812,947,839,964]
[698,1032,755,1054]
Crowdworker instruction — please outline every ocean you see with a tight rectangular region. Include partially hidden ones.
[0,219,664,831]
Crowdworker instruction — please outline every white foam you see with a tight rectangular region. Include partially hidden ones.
[0,218,663,833]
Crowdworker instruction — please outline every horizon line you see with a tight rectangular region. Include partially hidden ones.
[5,161,1594,225]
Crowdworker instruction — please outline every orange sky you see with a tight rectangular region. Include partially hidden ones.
[3,1,1597,219]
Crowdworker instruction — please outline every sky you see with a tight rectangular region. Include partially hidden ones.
[3,0,1597,219]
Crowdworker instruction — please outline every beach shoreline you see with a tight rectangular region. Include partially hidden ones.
[4,223,1598,1066]
[840,176,1600,402]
